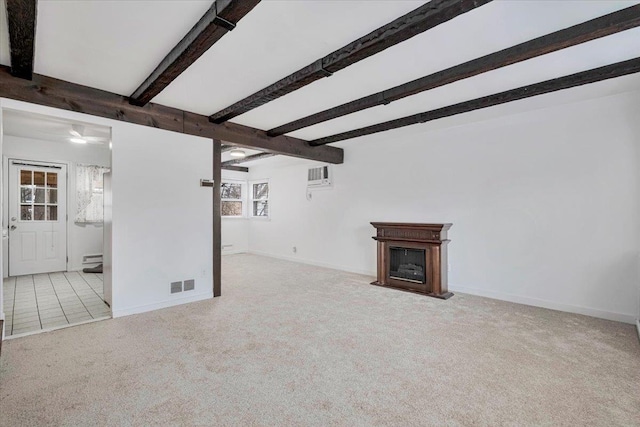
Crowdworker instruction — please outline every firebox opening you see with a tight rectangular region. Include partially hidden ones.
[389,247,426,284]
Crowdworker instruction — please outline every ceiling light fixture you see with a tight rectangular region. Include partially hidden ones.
[229,149,246,158]
[70,137,87,144]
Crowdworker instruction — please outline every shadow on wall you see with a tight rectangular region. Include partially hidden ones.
[589,251,639,319]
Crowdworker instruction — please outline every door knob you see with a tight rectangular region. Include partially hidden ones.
[11,217,16,221]
[10,225,16,230]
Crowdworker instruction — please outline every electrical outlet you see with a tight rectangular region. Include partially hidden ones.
[171,281,182,294]
[201,269,206,278]
[292,246,297,254]
[184,279,195,291]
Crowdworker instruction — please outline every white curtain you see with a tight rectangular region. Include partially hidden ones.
[75,164,109,223]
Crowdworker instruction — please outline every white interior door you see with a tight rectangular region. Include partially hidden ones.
[8,160,67,276]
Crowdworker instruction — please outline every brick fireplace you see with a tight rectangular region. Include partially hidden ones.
[371,222,453,299]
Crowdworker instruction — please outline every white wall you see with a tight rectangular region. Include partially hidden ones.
[0,99,214,320]
[221,169,249,255]
[248,90,640,324]
[2,135,111,273]
[109,121,213,317]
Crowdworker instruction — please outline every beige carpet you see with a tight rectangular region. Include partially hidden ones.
[0,254,638,426]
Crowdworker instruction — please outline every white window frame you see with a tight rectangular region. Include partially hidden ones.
[249,179,270,219]
[221,179,246,219]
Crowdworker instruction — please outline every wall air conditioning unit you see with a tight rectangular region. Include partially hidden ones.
[307,165,332,188]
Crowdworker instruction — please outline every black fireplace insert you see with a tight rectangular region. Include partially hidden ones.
[389,247,426,283]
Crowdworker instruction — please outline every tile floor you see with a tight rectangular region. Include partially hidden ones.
[3,271,110,336]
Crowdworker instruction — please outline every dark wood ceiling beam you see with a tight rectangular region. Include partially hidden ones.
[221,165,249,172]
[183,112,342,162]
[222,152,275,166]
[130,0,261,106]
[310,57,640,146]
[213,139,222,297]
[268,4,640,136]
[6,0,38,80]
[0,65,343,163]
[209,0,492,123]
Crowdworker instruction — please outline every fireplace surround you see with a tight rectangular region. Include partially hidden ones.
[371,222,453,299]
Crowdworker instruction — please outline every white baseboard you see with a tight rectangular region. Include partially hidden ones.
[222,249,248,256]
[112,291,213,318]
[248,250,374,277]
[448,284,636,324]
[636,319,640,342]
[247,251,635,325]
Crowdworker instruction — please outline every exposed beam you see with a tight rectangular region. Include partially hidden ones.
[268,5,640,137]
[184,112,342,163]
[213,139,222,297]
[0,65,343,163]
[130,0,261,106]
[209,0,492,123]
[221,165,249,172]
[6,0,37,80]
[222,152,275,166]
[310,57,640,146]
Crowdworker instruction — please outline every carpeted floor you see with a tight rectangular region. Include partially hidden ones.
[0,254,639,426]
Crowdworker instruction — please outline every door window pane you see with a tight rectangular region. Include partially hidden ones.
[20,170,32,185]
[21,205,32,220]
[47,172,58,188]
[34,171,45,186]
[47,189,57,204]
[47,206,58,221]
[34,205,45,221]
[21,187,34,203]
[34,188,45,203]
[18,168,61,222]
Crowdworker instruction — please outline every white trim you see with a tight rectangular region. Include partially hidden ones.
[248,250,636,324]
[447,284,636,324]
[248,250,374,276]
[222,249,248,255]
[636,319,640,343]
[249,179,270,219]
[112,291,213,318]
[221,179,246,218]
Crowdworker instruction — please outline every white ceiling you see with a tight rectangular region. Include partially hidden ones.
[222,147,262,164]
[2,109,111,146]
[1,0,640,165]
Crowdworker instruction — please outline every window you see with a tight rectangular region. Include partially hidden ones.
[250,181,269,218]
[221,181,245,217]
[20,169,59,221]
[75,164,109,223]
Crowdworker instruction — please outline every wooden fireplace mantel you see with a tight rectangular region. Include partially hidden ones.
[371,222,453,299]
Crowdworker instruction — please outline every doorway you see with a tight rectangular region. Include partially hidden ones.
[1,109,112,337]
[8,160,68,276]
